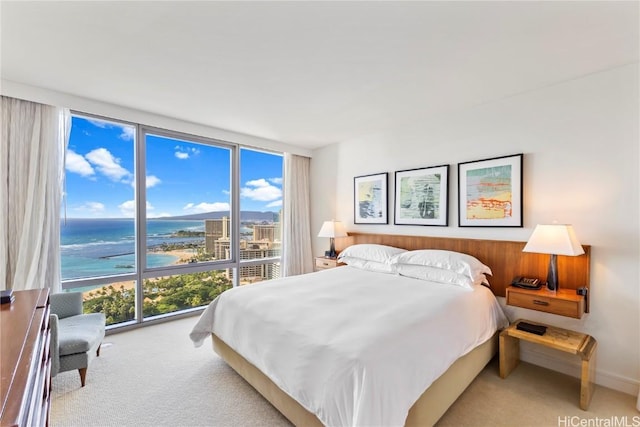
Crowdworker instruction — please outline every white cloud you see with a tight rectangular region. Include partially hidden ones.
[118,200,136,217]
[86,118,134,141]
[266,200,282,208]
[85,148,131,182]
[174,145,200,159]
[74,201,105,214]
[269,177,283,185]
[245,178,269,187]
[119,126,135,141]
[183,202,230,214]
[146,175,161,188]
[119,200,153,217]
[241,178,282,202]
[66,150,95,177]
[130,175,161,189]
[86,118,109,128]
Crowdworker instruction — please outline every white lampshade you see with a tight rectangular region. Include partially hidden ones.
[523,224,585,256]
[522,224,584,292]
[317,220,348,238]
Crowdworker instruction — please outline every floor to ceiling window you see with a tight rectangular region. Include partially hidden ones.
[61,113,283,327]
[237,148,283,285]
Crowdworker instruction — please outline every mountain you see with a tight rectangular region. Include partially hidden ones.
[157,211,278,222]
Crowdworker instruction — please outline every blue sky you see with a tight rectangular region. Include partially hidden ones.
[65,116,283,218]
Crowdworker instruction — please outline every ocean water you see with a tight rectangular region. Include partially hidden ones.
[61,218,205,280]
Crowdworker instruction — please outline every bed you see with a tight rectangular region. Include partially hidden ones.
[190,233,590,426]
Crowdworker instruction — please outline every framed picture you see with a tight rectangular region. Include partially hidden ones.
[394,165,449,226]
[458,153,523,227]
[354,172,388,224]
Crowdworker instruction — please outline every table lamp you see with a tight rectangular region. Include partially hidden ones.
[522,224,584,291]
[317,220,348,258]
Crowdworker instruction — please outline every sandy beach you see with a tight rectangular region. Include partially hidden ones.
[164,248,198,264]
[82,248,200,300]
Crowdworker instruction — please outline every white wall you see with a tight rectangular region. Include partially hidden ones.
[310,64,639,395]
[0,79,313,158]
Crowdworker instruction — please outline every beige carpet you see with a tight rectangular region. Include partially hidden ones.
[51,316,638,427]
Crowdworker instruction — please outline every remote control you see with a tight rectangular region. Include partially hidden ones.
[516,321,547,335]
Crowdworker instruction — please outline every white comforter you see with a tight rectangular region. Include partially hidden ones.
[190,266,508,427]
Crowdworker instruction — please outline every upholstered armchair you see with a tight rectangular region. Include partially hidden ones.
[50,292,106,387]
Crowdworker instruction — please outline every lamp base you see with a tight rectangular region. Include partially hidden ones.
[328,238,337,259]
[546,254,558,291]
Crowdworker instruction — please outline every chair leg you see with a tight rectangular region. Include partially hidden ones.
[97,344,101,357]
[79,368,87,387]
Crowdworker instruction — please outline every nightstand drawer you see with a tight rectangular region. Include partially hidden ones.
[506,287,585,319]
[315,257,340,271]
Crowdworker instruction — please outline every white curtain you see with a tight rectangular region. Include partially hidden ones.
[0,96,68,292]
[282,153,313,277]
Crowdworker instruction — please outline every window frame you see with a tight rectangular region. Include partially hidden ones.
[62,112,283,329]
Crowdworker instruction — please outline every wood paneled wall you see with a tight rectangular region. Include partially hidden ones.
[334,233,590,300]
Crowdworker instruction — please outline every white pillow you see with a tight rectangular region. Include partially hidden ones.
[395,264,475,289]
[337,244,407,264]
[475,274,491,288]
[339,256,396,274]
[391,249,492,282]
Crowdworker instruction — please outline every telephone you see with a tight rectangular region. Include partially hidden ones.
[511,276,541,289]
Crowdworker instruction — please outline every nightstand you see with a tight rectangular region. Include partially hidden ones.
[500,319,597,410]
[506,286,585,319]
[314,257,342,271]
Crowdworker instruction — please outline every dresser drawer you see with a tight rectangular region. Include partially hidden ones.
[506,287,585,319]
[1,289,51,427]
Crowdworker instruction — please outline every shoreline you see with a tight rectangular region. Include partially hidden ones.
[81,248,200,300]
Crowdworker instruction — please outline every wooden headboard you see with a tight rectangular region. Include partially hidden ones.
[334,233,590,299]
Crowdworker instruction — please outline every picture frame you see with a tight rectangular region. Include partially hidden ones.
[458,153,523,227]
[394,165,449,226]
[354,172,388,224]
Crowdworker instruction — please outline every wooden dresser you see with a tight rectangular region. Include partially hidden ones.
[1,289,51,427]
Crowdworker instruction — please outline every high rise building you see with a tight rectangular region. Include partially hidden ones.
[253,224,278,242]
[205,217,230,254]
[224,240,281,283]
[205,216,281,283]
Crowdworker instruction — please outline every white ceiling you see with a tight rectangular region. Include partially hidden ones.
[1,1,638,150]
